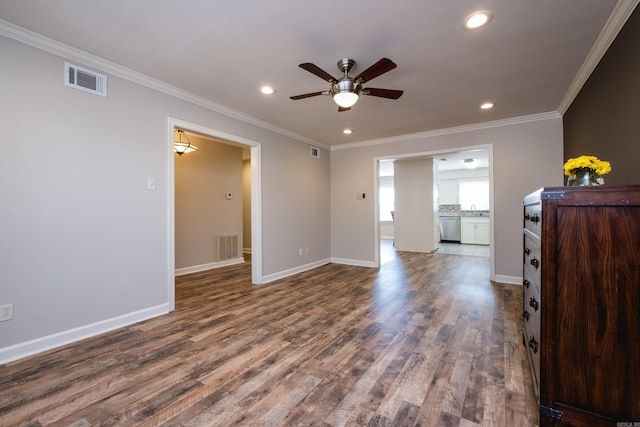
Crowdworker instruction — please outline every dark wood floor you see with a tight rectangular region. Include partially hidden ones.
[0,242,539,426]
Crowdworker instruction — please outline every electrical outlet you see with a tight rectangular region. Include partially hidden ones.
[0,304,13,321]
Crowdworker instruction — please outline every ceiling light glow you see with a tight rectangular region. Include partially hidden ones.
[480,102,495,109]
[343,129,353,135]
[464,11,492,29]
[260,86,275,95]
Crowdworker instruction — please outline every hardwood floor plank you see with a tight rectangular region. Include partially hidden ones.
[0,243,538,426]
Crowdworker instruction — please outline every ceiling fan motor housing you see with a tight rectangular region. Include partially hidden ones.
[331,78,359,96]
[337,58,356,74]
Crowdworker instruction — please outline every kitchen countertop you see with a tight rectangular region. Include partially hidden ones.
[439,211,490,218]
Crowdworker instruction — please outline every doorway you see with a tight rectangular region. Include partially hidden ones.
[374,145,494,278]
[168,118,263,311]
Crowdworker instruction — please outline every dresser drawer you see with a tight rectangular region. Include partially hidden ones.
[523,231,541,284]
[523,322,541,399]
[522,269,541,338]
[524,201,541,236]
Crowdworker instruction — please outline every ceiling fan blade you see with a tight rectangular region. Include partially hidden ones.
[290,91,327,100]
[338,106,351,112]
[354,58,397,83]
[299,63,338,83]
[362,88,404,99]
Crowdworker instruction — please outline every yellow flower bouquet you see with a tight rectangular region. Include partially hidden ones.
[563,155,611,186]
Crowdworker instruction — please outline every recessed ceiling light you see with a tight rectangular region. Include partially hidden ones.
[260,86,275,95]
[464,11,492,29]
[343,129,353,135]
[480,102,495,110]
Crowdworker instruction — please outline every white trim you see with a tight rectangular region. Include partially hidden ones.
[250,144,263,284]
[175,258,245,277]
[0,19,328,150]
[493,275,523,286]
[330,258,377,268]
[261,259,332,284]
[332,112,560,151]
[0,304,169,364]
[557,0,640,114]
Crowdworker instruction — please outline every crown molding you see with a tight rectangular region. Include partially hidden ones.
[557,0,640,114]
[331,111,561,151]
[0,19,328,150]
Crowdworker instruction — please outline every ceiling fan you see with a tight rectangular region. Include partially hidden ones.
[290,58,404,112]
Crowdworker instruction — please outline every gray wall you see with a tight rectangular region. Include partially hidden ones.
[330,117,564,280]
[563,5,640,184]
[0,36,330,360]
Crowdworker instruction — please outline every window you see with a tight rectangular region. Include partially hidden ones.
[458,178,489,210]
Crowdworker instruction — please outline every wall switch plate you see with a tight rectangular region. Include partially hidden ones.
[147,178,156,191]
[0,304,13,321]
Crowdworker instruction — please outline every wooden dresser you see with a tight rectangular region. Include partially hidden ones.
[522,186,640,426]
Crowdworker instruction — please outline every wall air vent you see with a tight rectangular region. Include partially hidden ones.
[310,146,320,158]
[64,62,107,97]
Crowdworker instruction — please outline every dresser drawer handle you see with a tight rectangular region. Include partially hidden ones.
[530,214,540,224]
[523,279,530,288]
[523,310,530,321]
[524,213,530,220]
[530,257,540,269]
[524,247,531,256]
[529,297,539,311]
[528,336,538,353]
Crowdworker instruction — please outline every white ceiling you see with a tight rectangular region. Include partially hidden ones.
[0,1,633,148]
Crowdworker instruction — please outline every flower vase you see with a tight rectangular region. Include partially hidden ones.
[567,169,604,186]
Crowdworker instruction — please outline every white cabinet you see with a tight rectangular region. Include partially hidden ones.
[460,217,490,245]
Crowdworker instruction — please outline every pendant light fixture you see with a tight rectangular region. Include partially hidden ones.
[174,129,198,156]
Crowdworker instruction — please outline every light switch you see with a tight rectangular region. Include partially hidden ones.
[147,178,156,191]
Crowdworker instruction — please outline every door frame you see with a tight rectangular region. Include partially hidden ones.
[167,117,263,311]
[373,144,495,280]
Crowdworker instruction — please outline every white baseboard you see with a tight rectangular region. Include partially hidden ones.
[175,257,245,276]
[493,274,522,285]
[262,258,332,284]
[0,304,169,364]
[331,257,377,268]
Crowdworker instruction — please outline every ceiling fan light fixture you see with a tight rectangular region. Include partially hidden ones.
[333,91,359,108]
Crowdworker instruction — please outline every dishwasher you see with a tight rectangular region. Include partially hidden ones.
[440,216,461,242]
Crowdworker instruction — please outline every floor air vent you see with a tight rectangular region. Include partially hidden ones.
[64,62,107,97]
[217,234,239,261]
